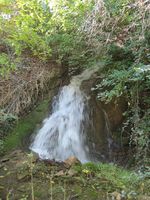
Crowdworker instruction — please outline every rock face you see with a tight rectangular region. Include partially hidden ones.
[81,72,127,163]
[100,98,127,131]
[81,75,109,161]
[64,156,81,167]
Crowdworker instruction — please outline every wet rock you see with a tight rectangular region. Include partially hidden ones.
[64,156,81,167]
[80,73,128,163]
[100,98,127,131]
[81,77,111,161]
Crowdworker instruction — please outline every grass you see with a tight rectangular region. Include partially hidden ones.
[72,162,150,199]
[76,162,139,188]
[1,151,150,200]
[3,99,50,152]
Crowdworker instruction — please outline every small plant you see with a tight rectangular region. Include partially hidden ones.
[0,53,16,77]
[0,109,17,139]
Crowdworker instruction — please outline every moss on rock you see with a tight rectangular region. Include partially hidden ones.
[3,99,50,153]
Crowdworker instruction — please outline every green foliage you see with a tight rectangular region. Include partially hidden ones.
[73,161,150,198]
[0,0,93,64]
[0,0,13,11]
[94,62,150,165]
[83,162,139,185]
[0,0,94,78]
[145,29,150,46]
[0,110,17,145]
[0,53,16,76]
[104,0,131,16]
[90,0,150,165]
[95,63,150,102]
[0,0,149,168]
[94,69,130,102]
[8,0,52,59]
[131,110,150,163]
[108,44,134,62]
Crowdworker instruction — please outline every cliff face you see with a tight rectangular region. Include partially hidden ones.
[81,72,128,164]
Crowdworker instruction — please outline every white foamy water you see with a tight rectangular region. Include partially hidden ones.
[30,67,98,163]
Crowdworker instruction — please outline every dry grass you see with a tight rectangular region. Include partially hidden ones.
[0,54,62,116]
[81,0,150,52]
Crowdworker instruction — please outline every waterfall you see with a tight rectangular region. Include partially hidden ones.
[30,67,98,163]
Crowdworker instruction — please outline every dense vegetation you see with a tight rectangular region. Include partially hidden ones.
[0,1,150,199]
[0,0,149,168]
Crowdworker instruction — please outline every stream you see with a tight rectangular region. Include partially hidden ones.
[30,67,112,163]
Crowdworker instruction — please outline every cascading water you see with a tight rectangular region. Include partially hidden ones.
[30,67,98,163]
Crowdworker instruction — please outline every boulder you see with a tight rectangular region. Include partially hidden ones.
[64,156,81,167]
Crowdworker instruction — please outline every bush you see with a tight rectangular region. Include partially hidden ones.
[108,44,134,62]
[0,53,16,77]
[0,110,17,139]
[1,0,93,65]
